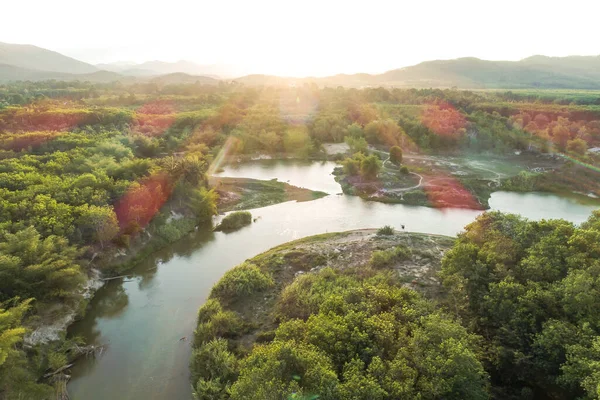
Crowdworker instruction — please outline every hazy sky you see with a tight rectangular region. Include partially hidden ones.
[2,0,599,76]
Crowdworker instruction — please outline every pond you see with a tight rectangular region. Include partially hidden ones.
[67,160,598,400]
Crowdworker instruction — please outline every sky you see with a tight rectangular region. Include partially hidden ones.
[2,0,600,77]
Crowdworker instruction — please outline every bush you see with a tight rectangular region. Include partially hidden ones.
[194,378,229,400]
[197,299,224,323]
[370,250,394,269]
[215,211,252,232]
[377,225,394,235]
[342,157,361,176]
[210,264,274,302]
[228,340,340,400]
[113,234,130,248]
[195,308,243,345]
[370,246,412,269]
[190,338,238,387]
[155,218,196,243]
[400,166,409,174]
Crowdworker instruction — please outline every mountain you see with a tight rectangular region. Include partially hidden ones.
[96,60,230,79]
[0,63,124,83]
[2,41,600,90]
[232,56,600,89]
[149,73,219,85]
[95,61,137,72]
[375,57,600,89]
[0,42,98,74]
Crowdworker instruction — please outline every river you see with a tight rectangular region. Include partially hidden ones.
[67,160,598,400]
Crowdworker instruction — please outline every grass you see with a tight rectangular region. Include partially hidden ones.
[370,245,412,268]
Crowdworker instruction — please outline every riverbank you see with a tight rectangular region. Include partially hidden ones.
[23,175,329,390]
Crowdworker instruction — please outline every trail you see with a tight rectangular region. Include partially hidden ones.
[370,148,424,193]
[384,172,424,194]
[463,160,505,187]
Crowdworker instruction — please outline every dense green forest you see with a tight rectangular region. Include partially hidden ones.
[1,81,600,398]
[441,211,600,399]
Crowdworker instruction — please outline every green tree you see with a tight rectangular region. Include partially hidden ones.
[344,136,368,154]
[0,298,53,399]
[191,338,238,399]
[187,187,218,224]
[360,155,381,179]
[440,211,600,398]
[566,138,588,155]
[0,227,85,302]
[76,204,119,248]
[389,146,403,165]
[229,340,340,400]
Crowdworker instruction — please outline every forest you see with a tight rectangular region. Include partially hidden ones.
[1,80,600,399]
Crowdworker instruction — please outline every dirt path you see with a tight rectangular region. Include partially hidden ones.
[371,148,425,193]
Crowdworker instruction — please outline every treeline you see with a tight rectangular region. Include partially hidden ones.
[441,211,600,399]
[3,84,600,158]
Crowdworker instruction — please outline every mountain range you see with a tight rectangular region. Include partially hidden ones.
[2,41,600,89]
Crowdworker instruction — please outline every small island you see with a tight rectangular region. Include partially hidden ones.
[214,211,253,232]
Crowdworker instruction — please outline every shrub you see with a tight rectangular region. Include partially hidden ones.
[194,378,229,400]
[360,154,382,179]
[190,338,238,386]
[377,225,394,235]
[342,157,361,176]
[400,166,409,174]
[228,340,340,400]
[195,309,243,345]
[215,211,252,232]
[370,250,394,269]
[113,234,130,248]
[370,246,412,269]
[197,299,224,323]
[155,218,196,243]
[210,264,274,302]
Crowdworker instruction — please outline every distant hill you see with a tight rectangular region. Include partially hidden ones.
[149,73,219,85]
[0,42,98,74]
[0,63,124,83]
[375,57,600,89]
[234,56,600,89]
[96,60,228,79]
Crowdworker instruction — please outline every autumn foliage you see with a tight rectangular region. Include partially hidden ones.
[114,172,173,231]
[420,102,467,137]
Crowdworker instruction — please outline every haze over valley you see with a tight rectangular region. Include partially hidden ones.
[3,41,600,89]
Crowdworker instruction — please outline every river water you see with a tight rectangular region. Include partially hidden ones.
[67,160,598,400]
